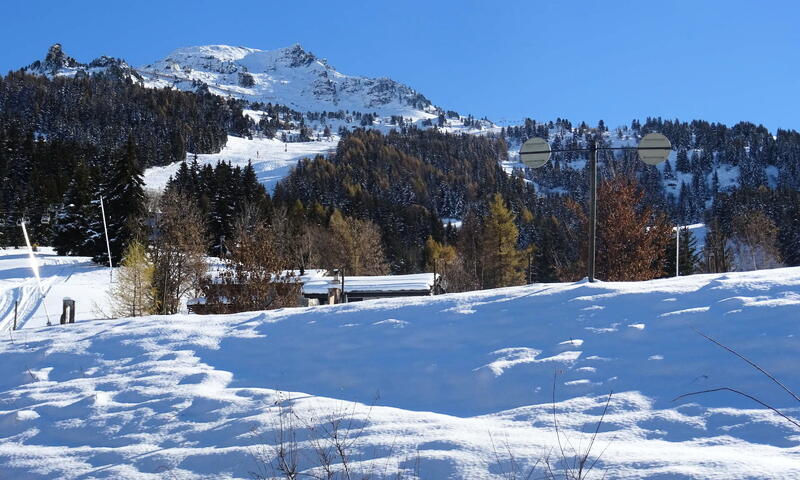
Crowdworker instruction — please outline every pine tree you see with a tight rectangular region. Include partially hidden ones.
[53,161,94,256]
[776,189,800,266]
[532,215,567,282]
[662,159,675,180]
[94,137,146,264]
[481,193,526,288]
[702,218,732,273]
[675,149,690,172]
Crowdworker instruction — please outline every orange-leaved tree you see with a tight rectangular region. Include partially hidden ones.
[596,176,672,281]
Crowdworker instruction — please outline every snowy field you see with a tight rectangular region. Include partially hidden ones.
[1,263,799,478]
[143,135,337,193]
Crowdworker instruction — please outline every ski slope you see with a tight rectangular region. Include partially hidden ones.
[0,248,112,331]
[1,268,799,478]
[143,135,337,193]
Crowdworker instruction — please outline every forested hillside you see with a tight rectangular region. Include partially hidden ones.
[0,68,250,232]
[274,125,800,284]
[508,117,800,222]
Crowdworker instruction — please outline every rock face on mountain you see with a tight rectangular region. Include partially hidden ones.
[139,44,437,117]
[25,43,142,81]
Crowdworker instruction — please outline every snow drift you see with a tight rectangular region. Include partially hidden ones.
[1,267,799,478]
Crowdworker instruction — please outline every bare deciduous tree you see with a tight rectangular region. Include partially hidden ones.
[151,191,209,314]
[729,209,783,271]
[209,204,300,313]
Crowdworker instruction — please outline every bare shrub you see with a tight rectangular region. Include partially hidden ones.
[673,329,800,429]
[251,394,386,480]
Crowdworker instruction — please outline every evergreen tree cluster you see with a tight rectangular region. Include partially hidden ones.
[0,69,248,169]
[0,67,256,245]
[54,136,146,264]
[164,158,270,255]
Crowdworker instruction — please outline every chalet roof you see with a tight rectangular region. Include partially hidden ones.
[204,257,328,284]
[302,273,437,296]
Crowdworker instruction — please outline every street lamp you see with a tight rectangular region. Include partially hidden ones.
[519,132,672,282]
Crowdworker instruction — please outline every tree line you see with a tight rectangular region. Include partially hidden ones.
[7,124,785,319]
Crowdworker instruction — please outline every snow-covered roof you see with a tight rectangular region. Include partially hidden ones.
[203,258,329,284]
[303,273,437,296]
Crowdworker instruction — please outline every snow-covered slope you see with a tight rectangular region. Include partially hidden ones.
[0,247,112,332]
[143,134,338,193]
[2,267,800,478]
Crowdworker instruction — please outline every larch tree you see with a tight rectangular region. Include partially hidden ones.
[424,236,457,292]
[480,193,526,288]
[109,239,155,318]
[324,210,389,276]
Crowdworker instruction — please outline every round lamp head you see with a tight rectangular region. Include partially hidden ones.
[638,133,672,165]
[519,137,551,168]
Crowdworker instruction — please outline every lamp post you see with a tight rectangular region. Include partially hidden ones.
[519,132,672,282]
[675,225,680,277]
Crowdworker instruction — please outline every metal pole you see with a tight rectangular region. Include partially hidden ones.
[99,196,113,283]
[675,226,680,277]
[433,258,437,294]
[13,300,17,330]
[588,140,598,282]
[528,252,532,284]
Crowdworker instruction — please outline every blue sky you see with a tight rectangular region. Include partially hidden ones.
[3,0,798,130]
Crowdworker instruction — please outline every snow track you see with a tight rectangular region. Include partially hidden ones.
[0,248,111,332]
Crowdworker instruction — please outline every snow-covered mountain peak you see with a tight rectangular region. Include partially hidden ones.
[148,43,327,75]
[140,43,437,117]
[20,43,495,141]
